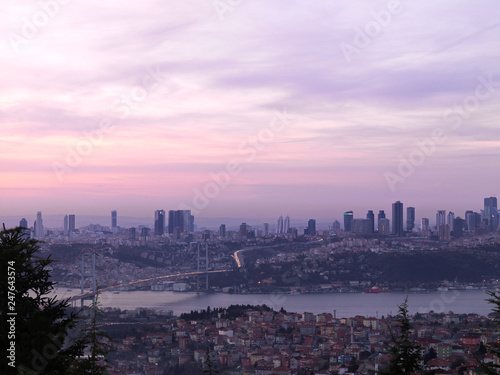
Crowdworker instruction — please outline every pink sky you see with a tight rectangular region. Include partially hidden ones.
[1,0,499,222]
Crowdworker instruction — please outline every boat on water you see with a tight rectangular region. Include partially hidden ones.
[365,286,390,293]
[437,287,449,292]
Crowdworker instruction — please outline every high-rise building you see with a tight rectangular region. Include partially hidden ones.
[421,218,429,232]
[392,201,404,237]
[64,215,68,236]
[168,210,194,234]
[484,197,499,232]
[277,215,284,234]
[263,223,269,236]
[332,220,341,233]
[377,210,385,231]
[111,210,117,229]
[438,224,451,241]
[219,224,226,238]
[352,219,372,234]
[68,214,76,233]
[239,223,248,239]
[284,215,290,233]
[452,217,464,238]
[366,210,374,233]
[378,218,390,235]
[306,219,316,235]
[406,207,415,232]
[35,211,44,238]
[465,211,480,232]
[19,218,30,239]
[129,227,136,240]
[447,211,455,229]
[344,211,353,232]
[436,210,446,229]
[154,210,166,236]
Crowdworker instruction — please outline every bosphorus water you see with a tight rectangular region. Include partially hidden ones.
[55,288,494,317]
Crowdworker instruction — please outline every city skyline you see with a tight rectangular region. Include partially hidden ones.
[1,1,500,220]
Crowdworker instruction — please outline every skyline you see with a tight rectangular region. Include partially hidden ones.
[1,1,500,219]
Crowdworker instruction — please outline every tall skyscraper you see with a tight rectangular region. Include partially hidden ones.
[377,210,386,231]
[453,217,464,238]
[284,215,290,233]
[447,211,455,229]
[168,210,194,234]
[332,220,341,233]
[35,211,44,238]
[406,207,415,232]
[154,210,165,236]
[352,219,372,234]
[68,214,76,233]
[366,210,374,233]
[111,210,117,229]
[436,210,446,229]
[129,227,136,240]
[392,201,404,236]
[19,218,30,239]
[277,215,284,234]
[378,218,390,235]
[344,211,353,232]
[263,223,269,236]
[239,223,248,238]
[64,215,69,236]
[484,197,499,232]
[306,219,316,235]
[219,224,226,238]
[421,218,429,232]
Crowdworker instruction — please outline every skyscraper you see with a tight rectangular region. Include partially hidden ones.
[366,210,374,233]
[484,197,499,232]
[35,211,44,238]
[421,218,430,232]
[168,210,194,234]
[19,218,30,239]
[64,215,69,236]
[378,218,390,235]
[277,215,284,234]
[111,210,117,229]
[344,211,353,232]
[436,210,446,229]
[263,223,269,236]
[154,210,165,236]
[68,214,76,233]
[377,210,386,231]
[284,215,290,233]
[306,219,316,235]
[447,211,455,229]
[219,224,226,238]
[406,207,415,232]
[392,201,404,236]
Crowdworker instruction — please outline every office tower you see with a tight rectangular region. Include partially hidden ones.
[168,210,194,234]
[20,218,27,228]
[421,218,429,232]
[111,210,117,229]
[332,220,341,233]
[465,210,474,231]
[129,227,136,240]
[352,219,372,234]
[438,224,450,241]
[141,227,150,239]
[219,224,226,238]
[378,218,390,235]
[366,210,375,233]
[452,217,463,238]
[63,215,69,236]
[277,215,284,234]
[263,223,269,236]
[392,201,404,236]
[284,215,290,233]
[306,219,316,235]
[465,211,480,232]
[239,223,248,238]
[19,218,30,239]
[344,211,353,232]
[436,210,446,229]
[68,214,76,233]
[154,210,165,236]
[447,212,455,228]
[406,207,415,232]
[35,211,44,238]
[484,197,499,231]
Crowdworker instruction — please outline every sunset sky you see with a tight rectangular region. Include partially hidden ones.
[1,0,499,224]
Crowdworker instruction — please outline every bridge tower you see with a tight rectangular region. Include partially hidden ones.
[193,242,209,291]
[80,250,96,307]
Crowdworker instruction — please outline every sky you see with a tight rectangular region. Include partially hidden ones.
[1,0,499,224]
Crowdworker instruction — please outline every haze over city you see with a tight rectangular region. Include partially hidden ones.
[1,0,499,221]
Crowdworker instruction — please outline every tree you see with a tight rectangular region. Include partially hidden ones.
[0,226,85,374]
[477,291,500,374]
[382,297,422,375]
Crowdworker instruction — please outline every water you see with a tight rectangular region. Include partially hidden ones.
[53,288,494,317]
